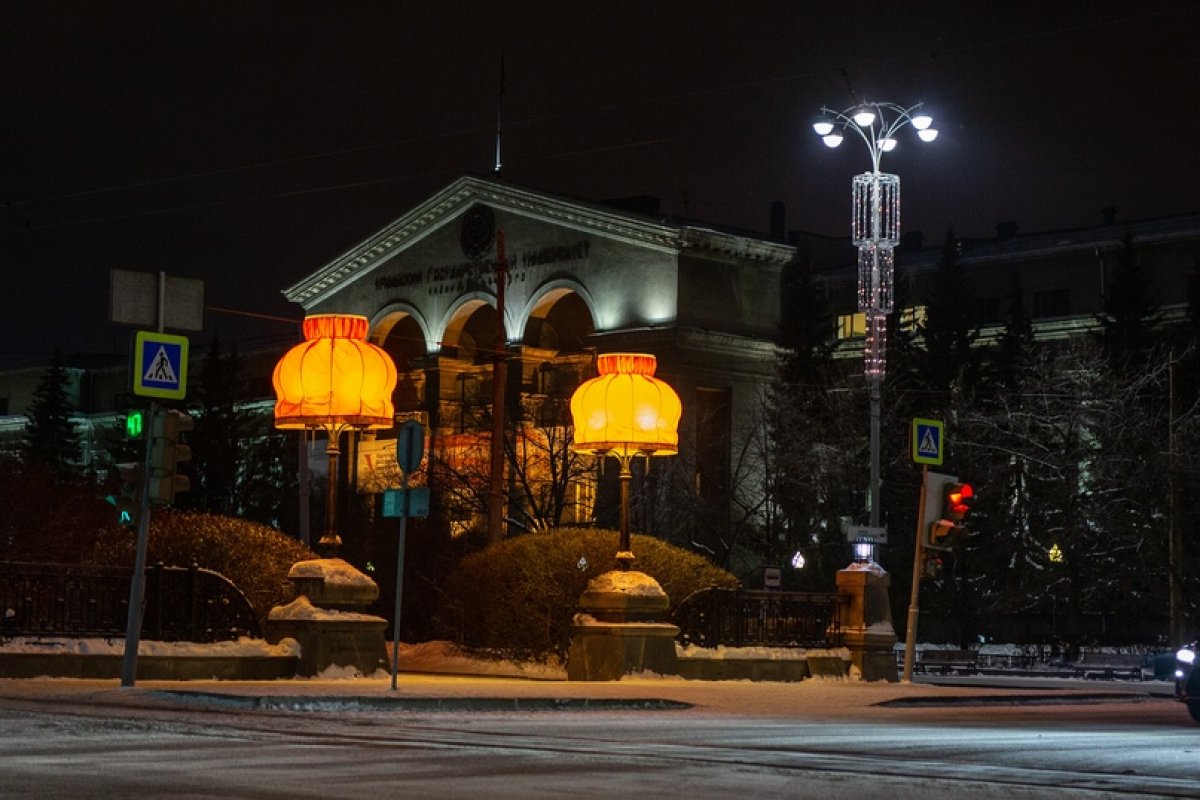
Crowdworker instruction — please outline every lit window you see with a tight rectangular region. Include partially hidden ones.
[837,313,866,340]
[900,305,927,332]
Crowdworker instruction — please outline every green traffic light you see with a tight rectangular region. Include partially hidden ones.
[126,410,144,439]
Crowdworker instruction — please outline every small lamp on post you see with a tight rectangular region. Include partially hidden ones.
[569,353,681,569]
[272,314,398,554]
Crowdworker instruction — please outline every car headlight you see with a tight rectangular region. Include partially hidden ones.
[1177,647,1196,664]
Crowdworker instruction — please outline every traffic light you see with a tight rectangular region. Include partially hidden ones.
[148,409,194,505]
[921,472,957,551]
[124,409,145,440]
[927,480,974,550]
[943,482,974,523]
[107,461,144,526]
[921,552,944,579]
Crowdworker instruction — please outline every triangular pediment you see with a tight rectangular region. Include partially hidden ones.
[283,175,690,308]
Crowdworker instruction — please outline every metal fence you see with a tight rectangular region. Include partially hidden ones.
[0,561,260,642]
[672,587,846,649]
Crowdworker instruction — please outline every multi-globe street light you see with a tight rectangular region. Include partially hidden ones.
[813,101,938,546]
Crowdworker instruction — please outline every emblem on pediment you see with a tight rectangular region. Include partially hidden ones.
[460,204,495,262]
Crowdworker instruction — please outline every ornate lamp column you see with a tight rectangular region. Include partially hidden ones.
[566,352,684,680]
[813,102,938,546]
[569,353,681,569]
[272,314,398,553]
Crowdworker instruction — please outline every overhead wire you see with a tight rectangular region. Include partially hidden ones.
[2,6,1192,235]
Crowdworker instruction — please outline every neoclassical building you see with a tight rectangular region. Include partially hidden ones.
[281,175,794,553]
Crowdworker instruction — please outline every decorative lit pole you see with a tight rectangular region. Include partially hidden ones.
[569,353,682,569]
[813,102,938,541]
[273,314,398,554]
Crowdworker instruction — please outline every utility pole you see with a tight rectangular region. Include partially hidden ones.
[486,229,508,544]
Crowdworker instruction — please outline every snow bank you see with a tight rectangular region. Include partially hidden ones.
[586,570,665,596]
[677,644,851,661]
[393,640,566,680]
[268,596,385,622]
[0,636,299,657]
[288,558,377,587]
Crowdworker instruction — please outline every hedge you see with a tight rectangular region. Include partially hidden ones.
[439,527,738,663]
[90,509,316,623]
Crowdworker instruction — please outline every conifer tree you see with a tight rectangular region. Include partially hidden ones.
[189,337,252,514]
[21,349,81,480]
[916,228,979,405]
[1097,232,1159,374]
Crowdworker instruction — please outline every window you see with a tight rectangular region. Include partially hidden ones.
[695,387,731,501]
[836,312,866,340]
[974,297,1000,323]
[899,305,926,332]
[840,307,926,338]
[1033,289,1070,318]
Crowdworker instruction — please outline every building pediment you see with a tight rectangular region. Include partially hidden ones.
[283,175,794,309]
[284,176,694,309]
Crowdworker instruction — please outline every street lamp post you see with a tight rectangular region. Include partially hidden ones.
[814,101,937,548]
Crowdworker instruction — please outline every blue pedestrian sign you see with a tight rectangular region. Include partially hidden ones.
[912,418,944,465]
[133,331,189,399]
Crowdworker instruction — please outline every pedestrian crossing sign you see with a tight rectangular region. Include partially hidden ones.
[133,330,189,399]
[912,417,944,465]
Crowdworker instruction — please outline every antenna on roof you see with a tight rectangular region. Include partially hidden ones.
[493,50,505,177]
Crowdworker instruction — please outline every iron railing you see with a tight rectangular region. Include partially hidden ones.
[0,561,260,642]
[672,587,846,649]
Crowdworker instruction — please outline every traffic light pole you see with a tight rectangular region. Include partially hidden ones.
[121,401,157,687]
[901,465,928,683]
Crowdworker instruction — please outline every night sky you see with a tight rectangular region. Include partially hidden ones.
[2,2,1197,368]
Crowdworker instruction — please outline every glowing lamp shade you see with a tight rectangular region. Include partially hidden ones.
[571,353,681,457]
[273,314,398,430]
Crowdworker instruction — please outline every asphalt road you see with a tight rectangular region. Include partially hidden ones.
[0,677,1195,799]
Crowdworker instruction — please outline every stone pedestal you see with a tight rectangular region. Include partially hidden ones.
[836,563,898,682]
[566,570,680,681]
[264,558,388,677]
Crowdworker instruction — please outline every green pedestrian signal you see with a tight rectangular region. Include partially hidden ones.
[107,462,144,527]
[125,410,145,439]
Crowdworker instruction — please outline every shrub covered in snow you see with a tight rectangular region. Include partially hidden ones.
[440,527,738,663]
[90,508,316,623]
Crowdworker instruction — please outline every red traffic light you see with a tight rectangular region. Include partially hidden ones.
[943,482,974,521]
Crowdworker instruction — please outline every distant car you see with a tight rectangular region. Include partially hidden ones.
[1175,643,1200,722]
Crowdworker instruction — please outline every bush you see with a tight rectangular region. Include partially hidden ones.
[90,509,316,623]
[0,459,115,564]
[439,527,738,663]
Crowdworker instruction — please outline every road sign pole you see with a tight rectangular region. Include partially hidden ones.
[390,469,409,692]
[121,401,157,688]
[390,420,424,691]
[902,465,928,683]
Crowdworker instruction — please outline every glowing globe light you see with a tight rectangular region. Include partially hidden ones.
[570,353,680,457]
[853,107,876,127]
[273,314,398,552]
[822,131,844,148]
[918,127,939,142]
[570,353,681,567]
[813,119,835,136]
[273,314,397,430]
[911,113,933,130]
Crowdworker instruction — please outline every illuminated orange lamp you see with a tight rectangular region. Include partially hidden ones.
[570,353,681,568]
[273,314,398,552]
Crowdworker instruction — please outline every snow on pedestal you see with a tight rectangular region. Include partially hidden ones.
[566,570,680,681]
[265,559,387,677]
[286,558,380,610]
[837,563,898,682]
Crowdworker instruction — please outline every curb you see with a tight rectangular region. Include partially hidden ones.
[878,692,1155,708]
[148,690,694,713]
